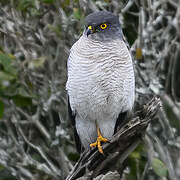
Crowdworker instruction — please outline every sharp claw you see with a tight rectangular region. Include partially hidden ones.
[89,128,108,154]
[90,142,97,147]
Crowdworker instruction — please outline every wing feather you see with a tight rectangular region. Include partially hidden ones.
[67,96,82,153]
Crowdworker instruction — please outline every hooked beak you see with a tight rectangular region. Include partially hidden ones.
[87,29,92,37]
[86,26,94,37]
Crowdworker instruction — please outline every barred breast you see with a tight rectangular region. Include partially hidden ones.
[66,34,135,148]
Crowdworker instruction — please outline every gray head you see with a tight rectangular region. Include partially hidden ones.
[84,11,122,41]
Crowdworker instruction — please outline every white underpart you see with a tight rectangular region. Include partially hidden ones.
[66,34,135,149]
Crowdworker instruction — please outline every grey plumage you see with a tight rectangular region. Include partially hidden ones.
[66,11,135,151]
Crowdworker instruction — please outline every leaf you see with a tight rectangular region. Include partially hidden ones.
[152,158,168,177]
[0,52,17,76]
[73,8,81,20]
[12,95,32,107]
[0,71,16,81]
[17,0,35,11]
[0,100,4,119]
[0,81,19,97]
[130,151,140,159]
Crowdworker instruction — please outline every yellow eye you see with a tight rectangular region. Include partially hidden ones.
[100,23,107,29]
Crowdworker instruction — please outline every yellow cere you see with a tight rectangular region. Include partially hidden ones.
[100,23,107,29]
[88,25,92,30]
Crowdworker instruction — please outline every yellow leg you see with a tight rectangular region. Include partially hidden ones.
[90,128,108,154]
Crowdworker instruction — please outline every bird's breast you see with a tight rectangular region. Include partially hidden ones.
[67,37,135,120]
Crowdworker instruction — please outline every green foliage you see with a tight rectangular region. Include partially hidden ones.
[17,0,35,11]
[0,52,33,109]
[152,158,168,177]
[126,144,147,180]
[73,8,82,20]
[0,53,17,76]
[0,52,18,98]
[126,145,168,179]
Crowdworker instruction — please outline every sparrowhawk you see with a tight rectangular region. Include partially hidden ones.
[66,11,135,153]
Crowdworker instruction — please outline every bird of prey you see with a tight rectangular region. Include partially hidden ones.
[66,11,135,154]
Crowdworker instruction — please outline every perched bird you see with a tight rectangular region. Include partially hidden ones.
[66,11,135,154]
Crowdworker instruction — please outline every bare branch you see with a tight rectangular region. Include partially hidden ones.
[66,97,161,180]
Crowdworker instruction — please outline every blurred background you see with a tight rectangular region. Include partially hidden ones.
[0,0,180,179]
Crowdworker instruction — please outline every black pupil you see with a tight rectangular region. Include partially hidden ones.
[102,24,105,27]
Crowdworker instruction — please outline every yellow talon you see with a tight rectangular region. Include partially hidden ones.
[90,128,108,154]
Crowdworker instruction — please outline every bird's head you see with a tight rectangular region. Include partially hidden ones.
[84,11,122,41]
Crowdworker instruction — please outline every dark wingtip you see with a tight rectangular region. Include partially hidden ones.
[68,97,82,153]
